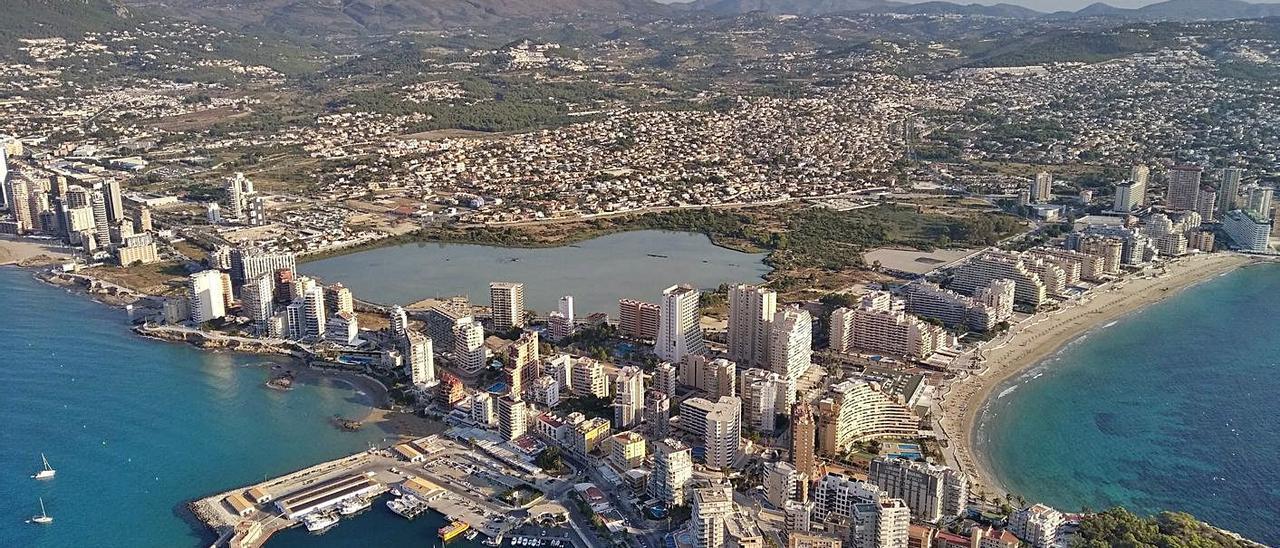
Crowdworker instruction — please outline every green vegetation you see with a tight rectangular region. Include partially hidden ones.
[556,395,613,421]
[535,447,569,475]
[1075,508,1256,548]
[499,484,546,506]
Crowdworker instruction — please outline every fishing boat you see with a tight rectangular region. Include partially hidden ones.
[339,497,370,515]
[32,453,56,480]
[29,498,53,525]
[302,512,339,532]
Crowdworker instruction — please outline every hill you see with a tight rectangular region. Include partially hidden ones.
[119,0,671,35]
[2,0,132,40]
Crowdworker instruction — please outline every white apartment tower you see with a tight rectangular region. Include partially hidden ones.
[768,305,812,384]
[188,270,227,324]
[649,438,693,506]
[613,365,645,429]
[727,284,776,368]
[692,486,734,548]
[452,318,487,373]
[657,284,704,362]
[489,282,525,331]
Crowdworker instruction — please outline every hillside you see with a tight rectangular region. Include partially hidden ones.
[119,0,671,34]
[2,0,132,40]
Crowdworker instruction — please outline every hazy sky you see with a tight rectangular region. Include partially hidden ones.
[652,0,1223,13]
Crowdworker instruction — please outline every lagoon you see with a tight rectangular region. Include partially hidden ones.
[301,230,771,315]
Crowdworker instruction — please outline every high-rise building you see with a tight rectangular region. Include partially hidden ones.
[327,311,359,345]
[650,438,693,506]
[1195,185,1217,222]
[645,390,672,439]
[678,396,741,470]
[1218,168,1242,217]
[1029,171,1052,203]
[102,180,124,224]
[547,311,573,342]
[608,432,647,471]
[739,367,789,433]
[133,206,152,233]
[768,305,812,384]
[90,189,111,247]
[557,295,574,324]
[692,486,734,548]
[1248,185,1273,219]
[188,270,227,324]
[5,178,32,232]
[1166,165,1202,210]
[619,298,661,340]
[240,274,275,333]
[452,319,487,373]
[230,247,296,285]
[389,305,409,339]
[829,293,946,360]
[405,332,435,387]
[868,457,969,523]
[247,195,267,226]
[1222,209,1271,252]
[904,281,1009,333]
[1008,504,1064,548]
[852,498,910,548]
[302,286,327,338]
[653,361,678,396]
[489,282,525,331]
[613,366,644,429]
[225,172,250,219]
[727,284,776,369]
[324,284,354,316]
[791,402,817,480]
[678,355,736,399]
[504,331,540,396]
[816,381,917,456]
[1112,180,1143,213]
[656,284,704,362]
[571,357,609,398]
[497,396,527,441]
[764,461,802,508]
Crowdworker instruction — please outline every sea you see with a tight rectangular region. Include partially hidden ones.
[0,267,471,547]
[977,262,1280,545]
[302,230,771,315]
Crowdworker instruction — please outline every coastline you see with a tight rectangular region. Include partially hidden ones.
[938,251,1261,499]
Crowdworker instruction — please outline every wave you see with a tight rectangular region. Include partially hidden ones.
[997,385,1018,398]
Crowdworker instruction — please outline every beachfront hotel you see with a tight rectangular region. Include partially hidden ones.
[903,281,1013,333]
[1222,209,1272,252]
[829,291,947,359]
[951,250,1047,306]
[815,380,917,456]
[727,283,777,369]
[1008,504,1066,548]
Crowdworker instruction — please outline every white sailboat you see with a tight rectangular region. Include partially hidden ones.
[29,498,53,525]
[33,453,56,480]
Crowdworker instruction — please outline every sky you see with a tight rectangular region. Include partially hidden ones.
[651,0,1247,13]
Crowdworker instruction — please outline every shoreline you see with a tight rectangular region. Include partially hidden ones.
[938,252,1262,500]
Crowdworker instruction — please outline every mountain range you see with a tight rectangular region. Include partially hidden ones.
[9,0,1280,40]
[690,0,1280,19]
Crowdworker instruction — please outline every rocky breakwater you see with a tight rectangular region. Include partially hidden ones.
[133,324,309,358]
[36,270,148,308]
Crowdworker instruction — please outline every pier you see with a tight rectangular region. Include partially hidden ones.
[191,435,531,547]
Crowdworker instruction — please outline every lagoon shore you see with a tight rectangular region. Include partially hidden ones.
[937,252,1261,499]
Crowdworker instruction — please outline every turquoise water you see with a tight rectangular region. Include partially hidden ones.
[977,262,1280,544]
[0,268,388,547]
[302,230,771,315]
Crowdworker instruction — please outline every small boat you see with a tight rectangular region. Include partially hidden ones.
[465,530,480,541]
[303,512,339,532]
[439,520,469,541]
[33,453,56,480]
[29,498,53,525]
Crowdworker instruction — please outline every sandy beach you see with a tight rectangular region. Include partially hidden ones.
[0,235,72,266]
[936,251,1262,499]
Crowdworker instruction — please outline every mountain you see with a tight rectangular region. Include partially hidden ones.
[886,1,1043,17]
[690,0,902,16]
[1131,0,1280,19]
[119,0,671,34]
[3,0,132,40]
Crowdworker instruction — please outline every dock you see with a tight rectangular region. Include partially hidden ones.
[191,435,527,548]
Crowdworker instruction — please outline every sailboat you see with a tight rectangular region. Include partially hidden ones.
[32,453,56,480]
[29,498,53,525]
